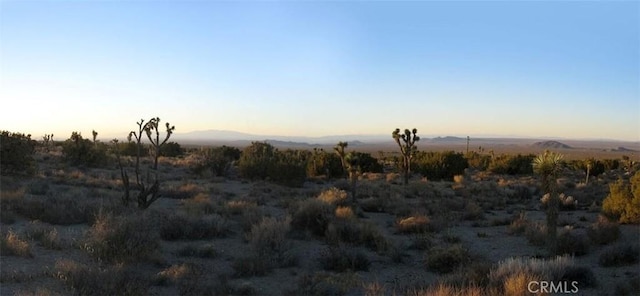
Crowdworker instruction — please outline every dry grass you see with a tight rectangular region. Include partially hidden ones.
[317,187,349,205]
[24,221,63,250]
[55,259,149,295]
[182,192,215,216]
[0,230,32,258]
[248,216,295,267]
[335,206,355,219]
[396,214,432,234]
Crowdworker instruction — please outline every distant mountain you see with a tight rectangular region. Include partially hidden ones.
[172,129,389,144]
[611,146,637,152]
[531,140,572,149]
[430,136,467,142]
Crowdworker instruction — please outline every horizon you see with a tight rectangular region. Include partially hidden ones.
[1,1,639,141]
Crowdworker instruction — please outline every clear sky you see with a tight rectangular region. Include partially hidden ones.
[1,1,638,141]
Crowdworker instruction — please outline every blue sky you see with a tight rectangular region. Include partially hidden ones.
[1,1,638,141]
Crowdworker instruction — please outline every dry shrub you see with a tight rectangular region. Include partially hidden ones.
[587,215,620,245]
[182,193,214,216]
[396,214,431,234]
[502,272,541,296]
[363,281,385,296]
[160,213,228,240]
[326,219,389,253]
[413,284,484,296]
[463,202,484,221]
[55,259,149,295]
[424,244,470,274]
[507,212,529,235]
[291,198,333,236]
[226,200,257,215]
[556,228,590,256]
[524,222,547,246]
[14,195,97,225]
[320,246,370,272]
[83,212,159,263]
[0,230,32,258]
[24,221,63,250]
[232,255,271,277]
[317,187,348,205]
[248,216,296,267]
[489,256,572,285]
[289,271,361,296]
[155,263,198,286]
[164,182,203,199]
[175,243,217,258]
[335,206,355,220]
[598,244,639,267]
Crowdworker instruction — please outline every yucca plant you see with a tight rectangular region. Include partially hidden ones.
[532,150,564,256]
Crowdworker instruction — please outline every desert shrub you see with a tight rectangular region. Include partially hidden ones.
[0,230,32,258]
[61,132,109,167]
[326,219,389,253]
[291,198,333,236]
[413,151,468,181]
[233,255,272,277]
[335,206,355,219]
[463,202,484,220]
[83,212,159,263]
[191,146,241,177]
[602,172,640,224]
[317,187,348,205]
[396,214,432,234]
[320,246,370,272]
[524,222,547,246]
[238,143,307,187]
[182,193,215,216]
[489,256,572,285]
[175,244,217,258]
[561,266,597,288]
[24,221,62,250]
[488,154,535,175]
[348,152,383,173]
[424,244,470,274]
[55,259,149,295]
[507,212,528,235]
[465,151,492,171]
[306,149,343,178]
[160,213,227,240]
[116,141,148,157]
[598,244,640,267]
[0,131,36,176]
[15,195,97,225]
[556,229,589,256]
[159,141,183,157]
[289,271,360,296]
[541,193,577,210]
[248,216,296,267]
[587,215,620,245]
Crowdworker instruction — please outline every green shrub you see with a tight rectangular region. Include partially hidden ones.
[602,172,640,224]
[488,154,535,175]
[424,244,470,274]
[159,141,183,157]
[413,151,468,181]
[0,131,36,176]
[61,132,109,167]
[238,143,307,187]
[465,151,492,171]
[192,146,241,177]
[306,149,343,178]
[238,142,277,180]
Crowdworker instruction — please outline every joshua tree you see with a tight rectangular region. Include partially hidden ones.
[584,159,592,185]
[115,117,175,209]
[392,128,420,185]
[344,152,361,203]
[334,141,348,179]
[532,150,564,256]
[92,130,98,146]
[42,134,54,152]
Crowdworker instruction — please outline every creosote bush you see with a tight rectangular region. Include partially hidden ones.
[0,131,36,176]
[62,132,109,167]
[248,216,296,268]
[291,198,333,236]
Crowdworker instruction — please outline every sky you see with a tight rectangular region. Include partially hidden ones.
[1,1,639,141]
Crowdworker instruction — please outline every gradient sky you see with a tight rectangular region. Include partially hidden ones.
[1,1,638,141]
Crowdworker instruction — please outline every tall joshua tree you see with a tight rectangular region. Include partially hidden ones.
[392,128,420,185]
[334,141,348,179]
[532,150,564,256]
[115,117,175,209]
